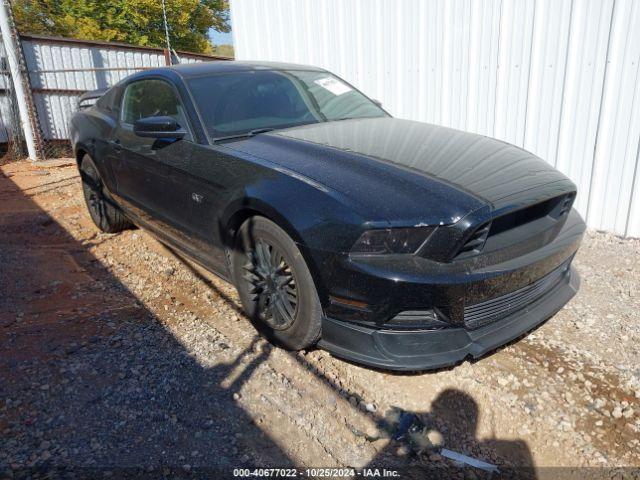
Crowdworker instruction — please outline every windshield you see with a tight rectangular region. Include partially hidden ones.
[187,69,388,140]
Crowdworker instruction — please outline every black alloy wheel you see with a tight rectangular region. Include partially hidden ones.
[80,154,132,233]
[232,216,322,350]
[244,239,298,330]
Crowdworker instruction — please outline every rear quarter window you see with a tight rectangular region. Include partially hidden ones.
[96,88,118,112]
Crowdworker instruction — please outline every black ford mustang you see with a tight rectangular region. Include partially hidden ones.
[70,61,585,370]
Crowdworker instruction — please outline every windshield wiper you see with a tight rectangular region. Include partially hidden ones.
[248,127,276,135]
[213,127,276,144]
[331,115,383,123]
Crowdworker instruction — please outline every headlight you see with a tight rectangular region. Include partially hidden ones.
[350,227,435,255]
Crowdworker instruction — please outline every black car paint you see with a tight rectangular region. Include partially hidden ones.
[70,61,585,370]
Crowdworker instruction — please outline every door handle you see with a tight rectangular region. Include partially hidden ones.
[110,139,123,152]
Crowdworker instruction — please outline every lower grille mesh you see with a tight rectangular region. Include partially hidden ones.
[464,262,570,329]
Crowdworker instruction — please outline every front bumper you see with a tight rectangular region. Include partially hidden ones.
[312,209,585,371]
[318,265,579,371]
[320,210,584,328]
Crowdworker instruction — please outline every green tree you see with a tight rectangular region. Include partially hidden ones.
[12,0,229,54]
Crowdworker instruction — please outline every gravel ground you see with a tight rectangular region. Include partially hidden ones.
[1,160,639,479]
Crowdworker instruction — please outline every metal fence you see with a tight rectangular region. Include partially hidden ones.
[1,32,230,162]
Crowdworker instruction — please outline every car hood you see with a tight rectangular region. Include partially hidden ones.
[225,117,575,225]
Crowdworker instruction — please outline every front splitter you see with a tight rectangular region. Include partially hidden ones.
[318,266,580,371]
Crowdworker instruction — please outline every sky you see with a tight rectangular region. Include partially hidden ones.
[209,29,233,45]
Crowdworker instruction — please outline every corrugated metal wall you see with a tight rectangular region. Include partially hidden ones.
[231,0,640,237]
[0,36,16,144]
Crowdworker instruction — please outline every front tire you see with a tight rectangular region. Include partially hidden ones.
[80,154,132,233]
[232,217,322,350]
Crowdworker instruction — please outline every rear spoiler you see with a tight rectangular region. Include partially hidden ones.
[77,88,108,109]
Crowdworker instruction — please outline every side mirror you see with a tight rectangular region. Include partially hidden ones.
[133,116,186,139]
[372,99,383,107]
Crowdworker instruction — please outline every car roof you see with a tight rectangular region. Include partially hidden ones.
[166,60,327,78]
[118,61,328,86]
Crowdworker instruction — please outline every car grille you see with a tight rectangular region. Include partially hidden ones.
[452,193,575,261]
[558,194,574,217]
[463,261,571,329]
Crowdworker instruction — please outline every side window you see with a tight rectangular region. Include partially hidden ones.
[120,79,190,134]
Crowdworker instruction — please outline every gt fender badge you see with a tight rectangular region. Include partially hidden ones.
[191,193,204,203]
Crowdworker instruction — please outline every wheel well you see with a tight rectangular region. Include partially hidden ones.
[225,208,307,248]
[224,208,265,248]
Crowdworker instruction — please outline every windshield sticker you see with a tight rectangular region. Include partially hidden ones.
[314,77,352,96]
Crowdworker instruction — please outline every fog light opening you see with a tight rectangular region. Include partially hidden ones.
[387,309,451,330]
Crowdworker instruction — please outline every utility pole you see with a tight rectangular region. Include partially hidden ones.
[0,0,37,160]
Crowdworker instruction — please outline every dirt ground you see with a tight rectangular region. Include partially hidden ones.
[1,159,639,479]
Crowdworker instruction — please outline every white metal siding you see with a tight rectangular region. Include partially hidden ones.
[0,35,15,143]
[231,0,640,237]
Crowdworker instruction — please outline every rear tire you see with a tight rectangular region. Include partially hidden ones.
[232,216,322,350]
[80,154,132,233]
